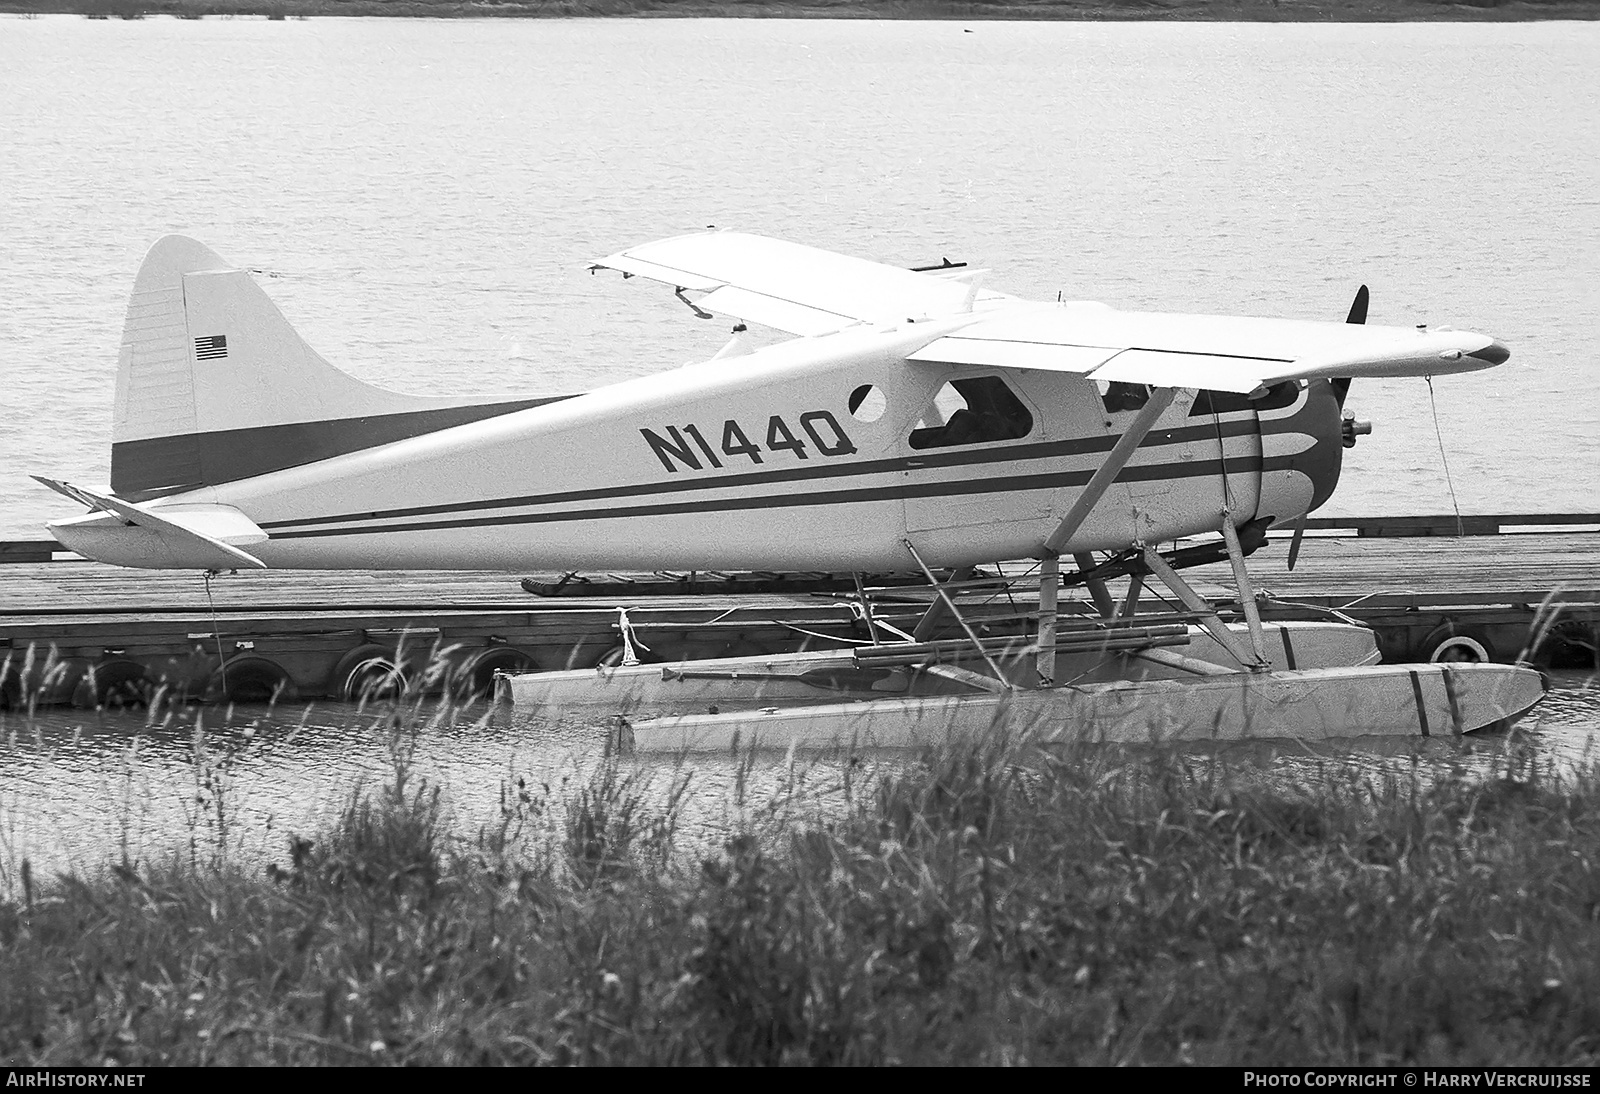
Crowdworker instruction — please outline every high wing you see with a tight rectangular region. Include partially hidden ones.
[591,230,1014,336]
[908,307,1511,393]
[598,230,1510,389]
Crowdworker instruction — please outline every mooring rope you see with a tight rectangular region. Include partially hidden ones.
[1425,376,1466,537]
[203,569,228,697]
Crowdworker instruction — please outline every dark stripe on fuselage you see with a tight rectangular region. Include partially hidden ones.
[1257,380,1344,512]
[261,418,1263,533]
[111,397,571,501]
[269,455,1277,541]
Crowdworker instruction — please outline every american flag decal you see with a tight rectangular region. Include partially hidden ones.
[194,335,228,360]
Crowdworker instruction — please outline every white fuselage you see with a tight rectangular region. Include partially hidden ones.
[54,319,1334,572]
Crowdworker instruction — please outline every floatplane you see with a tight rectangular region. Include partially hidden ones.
[36,231,1544,750]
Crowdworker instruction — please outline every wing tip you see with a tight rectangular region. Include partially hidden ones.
[1467,340,1511,366]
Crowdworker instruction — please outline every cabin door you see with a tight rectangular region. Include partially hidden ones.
[902,371,1048,536]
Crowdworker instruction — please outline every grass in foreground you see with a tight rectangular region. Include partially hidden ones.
[2,714,1599,1065]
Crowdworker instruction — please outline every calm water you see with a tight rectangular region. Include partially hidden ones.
[2,671,1596,883]
[0,696,891,880]
[0,16,1596,875]
[2,17,1598,533]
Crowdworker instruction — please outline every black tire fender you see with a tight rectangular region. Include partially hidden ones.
[330,643,408,703]
[207,656,296,704]
[72,658,153,709]
[37,656,93,706]
[1417,623,1498,664]
[452,647,538,700]
[0,663,20,711]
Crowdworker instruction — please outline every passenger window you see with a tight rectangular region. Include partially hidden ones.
[1096,380,1151,414]
[848,383,886,423]
[908,376,1033,450]
[1189,381,1300,417]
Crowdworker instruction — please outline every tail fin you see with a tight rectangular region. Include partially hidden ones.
[111,236,550,500]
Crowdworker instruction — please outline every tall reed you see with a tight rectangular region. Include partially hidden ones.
[2,693,1599,1064]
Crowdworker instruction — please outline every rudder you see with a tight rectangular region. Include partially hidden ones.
[111,236,551,500]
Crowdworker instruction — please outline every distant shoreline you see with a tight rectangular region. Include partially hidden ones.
[4,1,1598,23]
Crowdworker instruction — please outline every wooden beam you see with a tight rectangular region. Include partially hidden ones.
[0,540,64,563]
[1294,513,1600,537]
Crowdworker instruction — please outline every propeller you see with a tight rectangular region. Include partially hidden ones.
[1331,283,1367,409]
[1344,283,1369,325]
[1288,283,1369,571]
[1287,517,1308,572]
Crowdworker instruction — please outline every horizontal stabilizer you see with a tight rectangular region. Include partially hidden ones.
[35,477,268,570]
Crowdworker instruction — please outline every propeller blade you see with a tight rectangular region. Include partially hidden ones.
[1331,284,1368,408]
[1286,512,1309,572]
[1345,284,1369,325]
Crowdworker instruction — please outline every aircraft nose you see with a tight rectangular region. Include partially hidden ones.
[1467,339,1510,366]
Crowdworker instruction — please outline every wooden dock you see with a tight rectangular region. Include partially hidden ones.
[2,515,1595,708]
[1205,526,1599,664]
[0,565,896,708]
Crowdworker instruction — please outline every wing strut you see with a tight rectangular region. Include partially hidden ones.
[1042,388,1178,556]
[1034,388,1178,685]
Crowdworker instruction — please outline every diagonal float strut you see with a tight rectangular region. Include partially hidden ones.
[1036,387,1176,685]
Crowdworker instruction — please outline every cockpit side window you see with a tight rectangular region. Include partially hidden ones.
[1096,380,1151,414]
[1189,381,1301,417]
[908,376,1034,450]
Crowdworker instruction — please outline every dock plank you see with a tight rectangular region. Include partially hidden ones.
[1,533,1596,618]
[1193,533,1600,604]
[2,533,1596,704]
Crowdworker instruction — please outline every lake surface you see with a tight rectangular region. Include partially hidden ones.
[0,16,1596,876]
[2,16,1598,534]
[3,670,1596,883]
